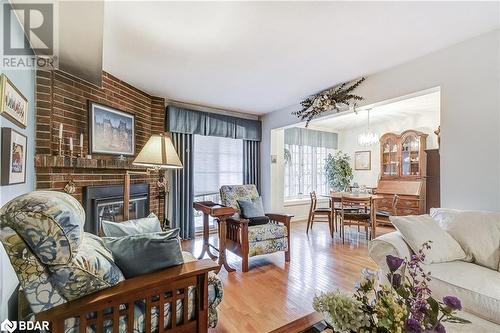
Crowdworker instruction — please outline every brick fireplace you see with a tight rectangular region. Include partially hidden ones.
[35,69,166,223]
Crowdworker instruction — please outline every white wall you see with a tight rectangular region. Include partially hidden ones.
[337,110,440,188]
[0,0,37,320]
[261,29,500,213]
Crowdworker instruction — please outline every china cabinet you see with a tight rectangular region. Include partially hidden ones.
[375,130,428,224]
[380,130,427,179]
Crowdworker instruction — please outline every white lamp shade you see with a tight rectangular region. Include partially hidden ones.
[133,133,183,169]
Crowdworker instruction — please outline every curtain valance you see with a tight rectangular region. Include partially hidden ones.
[284,127,338,149]
[166,106,261,141]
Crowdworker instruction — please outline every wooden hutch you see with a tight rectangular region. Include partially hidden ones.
[375,130,428,224]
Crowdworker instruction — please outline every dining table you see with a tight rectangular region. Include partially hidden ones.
[320,192,384,238]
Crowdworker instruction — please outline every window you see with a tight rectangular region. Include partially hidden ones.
[284,143,334,200]
[193,135,243,230]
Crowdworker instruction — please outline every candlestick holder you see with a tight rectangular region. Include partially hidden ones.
[80,147,84,158]
[58,138,63,157]
[70,150,74,166]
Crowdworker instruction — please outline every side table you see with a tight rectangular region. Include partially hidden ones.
[193,201,236,273]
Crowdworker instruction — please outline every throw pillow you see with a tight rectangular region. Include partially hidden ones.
[390,214,466,264]
[237,197,265,218]
[430,208,500,270]
[102,229,184,278]
[49,233,124,300]
[101,213,162,237]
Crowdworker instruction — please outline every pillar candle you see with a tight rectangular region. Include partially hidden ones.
[69,137,73,151]
[80,133,83,148]
[59,123,63,139]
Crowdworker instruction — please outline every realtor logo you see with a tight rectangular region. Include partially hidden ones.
[0,319,16,333]
[3,3,54,55]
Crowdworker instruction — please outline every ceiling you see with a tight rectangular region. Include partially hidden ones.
[307,91,440,132]
[102,1,500,114]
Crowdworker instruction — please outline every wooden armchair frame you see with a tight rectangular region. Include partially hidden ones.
[225,213,293,272]
[36,259,218,333]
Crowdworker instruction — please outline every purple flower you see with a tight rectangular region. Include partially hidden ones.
[443,296,462,311]
[405,318,422,333]
[391,273,402,288]
[386,254,404,272]
[435,323,446,333]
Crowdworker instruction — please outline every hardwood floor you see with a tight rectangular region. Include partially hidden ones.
[183,221,391,333]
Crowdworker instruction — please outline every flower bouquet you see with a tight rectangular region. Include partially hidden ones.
[313,242,470,333]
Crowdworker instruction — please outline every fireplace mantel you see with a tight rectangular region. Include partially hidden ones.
[35,154,150,170]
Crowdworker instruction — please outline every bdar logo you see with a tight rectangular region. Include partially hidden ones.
[0,319,16,333]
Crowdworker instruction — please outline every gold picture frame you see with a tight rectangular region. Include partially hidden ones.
[0,74,28,128]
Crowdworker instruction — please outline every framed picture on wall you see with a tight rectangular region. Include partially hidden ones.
[1,127,28,185]
[0,74,28,128]
[88,101,135,156]
[354,150,371,170]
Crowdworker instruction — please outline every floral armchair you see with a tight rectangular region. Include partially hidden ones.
[0,191,223,332]
[219,185,293,272]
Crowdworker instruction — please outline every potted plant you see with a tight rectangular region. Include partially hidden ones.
[325,151,353,192]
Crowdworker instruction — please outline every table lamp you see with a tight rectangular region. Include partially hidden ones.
[123,133,183,221]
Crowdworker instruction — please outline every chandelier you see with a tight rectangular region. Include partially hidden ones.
[357,109,379,147]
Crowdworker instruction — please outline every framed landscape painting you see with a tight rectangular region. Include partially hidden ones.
[0,74,28,128]
[89,101,135,156]
[355,151,371,170]
[1,128,27,185]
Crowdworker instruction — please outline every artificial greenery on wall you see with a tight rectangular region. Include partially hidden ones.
[293,77,365,126]
[325,151,353,192]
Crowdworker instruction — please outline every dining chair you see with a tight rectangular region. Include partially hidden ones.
[339,196,374,243]
[306,191,333,237]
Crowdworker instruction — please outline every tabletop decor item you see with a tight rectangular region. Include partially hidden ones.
[313,242,470,333]
[1,127,27,185]
[0,74,28,128]
[88,101,135,156]
[293,77,365,127]
[325,151,353,192]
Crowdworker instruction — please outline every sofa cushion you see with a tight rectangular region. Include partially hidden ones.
[430,208,500,270]
[102,229,184,278]
[426,261,500,324]
[390,214,466,264]
[101,213,162,237]
[249,238,288,257]
[49,233,124,300]
[248,223,287,242]
[0,191,85,265]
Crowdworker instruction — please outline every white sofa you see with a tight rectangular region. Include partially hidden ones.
[368,208,500,325]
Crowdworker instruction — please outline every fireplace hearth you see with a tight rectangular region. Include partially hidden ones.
[83,183,150,235]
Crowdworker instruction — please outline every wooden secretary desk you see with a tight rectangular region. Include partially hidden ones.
[375,130,428,225]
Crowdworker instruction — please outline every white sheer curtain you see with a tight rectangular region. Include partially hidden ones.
[193,135,244,230]
[193,135,243,196]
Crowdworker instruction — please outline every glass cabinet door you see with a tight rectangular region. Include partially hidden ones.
[382,138,398,176]
[401,135,420,176]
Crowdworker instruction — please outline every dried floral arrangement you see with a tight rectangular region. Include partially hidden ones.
[293,77,365,127]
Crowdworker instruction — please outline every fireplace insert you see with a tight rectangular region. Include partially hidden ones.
[83,183,149,235]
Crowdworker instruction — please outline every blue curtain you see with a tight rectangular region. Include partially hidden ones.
[167,105,261,141]
[171,132,195,239]
[243,140,260,192]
